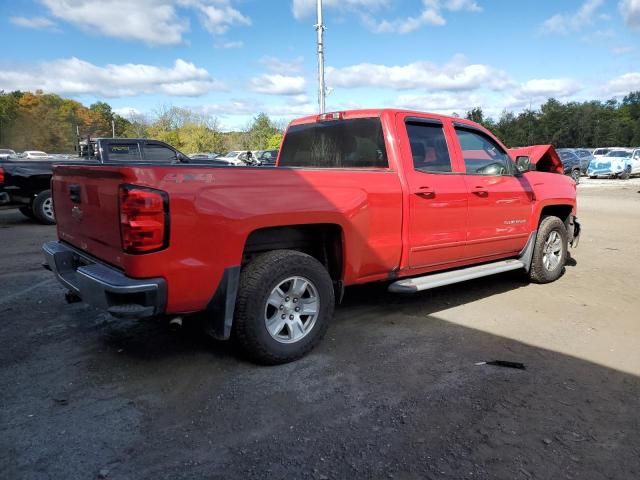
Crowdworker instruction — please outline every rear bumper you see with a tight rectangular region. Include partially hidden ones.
[42,241,166,318]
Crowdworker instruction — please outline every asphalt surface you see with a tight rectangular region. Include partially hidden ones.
[1,179,639,480]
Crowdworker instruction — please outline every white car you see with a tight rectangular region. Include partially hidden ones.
[0,148,16,159]
[591,148,612,164]
[588,150,633,178]
[630,149,640,176]
[219,150,258,166]
[21,150,50,159]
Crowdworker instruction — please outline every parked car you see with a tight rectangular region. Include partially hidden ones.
[43,109,580,364]
[0,138,190,224]
[219,150,260,166]
[572,148,594,173]
[0,148,17,159]
[254,149,279,165]
[20,150,50,159]
[587,149,633,179]
[592,148,612,163]
[189,152,222,161]
[627,149,640,176]
[556,149,583,183]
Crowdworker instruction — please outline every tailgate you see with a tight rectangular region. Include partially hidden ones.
[53,165,125,268]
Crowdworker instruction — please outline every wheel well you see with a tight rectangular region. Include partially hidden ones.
[243,224,343,281]
[27,175,52,195]
[539,205,573,224]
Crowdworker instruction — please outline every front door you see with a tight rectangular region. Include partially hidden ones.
[398,116,468,269]
[452,125,534,260]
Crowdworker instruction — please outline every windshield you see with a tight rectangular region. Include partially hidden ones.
[279,117,388,168]
[559,151,576,160]
[223,151,241,158]
[593,148,610,156]
[606,150,630,158]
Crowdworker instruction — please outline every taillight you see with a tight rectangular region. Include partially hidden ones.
[119,185,169,254]
[0,167,4,185]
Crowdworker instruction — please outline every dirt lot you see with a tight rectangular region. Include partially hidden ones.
[1,179,639,480]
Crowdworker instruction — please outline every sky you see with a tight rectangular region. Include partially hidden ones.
[1,0,639,130]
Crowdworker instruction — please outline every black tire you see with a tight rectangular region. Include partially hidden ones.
[620,166,631,180]
[233,250,334,365]
[529,216,568,284]
[570,169,580,184]
[19,206,35,219]
[33,190,55,225]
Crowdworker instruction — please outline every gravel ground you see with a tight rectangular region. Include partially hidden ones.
[1,178,639,480]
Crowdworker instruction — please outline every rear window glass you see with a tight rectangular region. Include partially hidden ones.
[279,118,388,168]
[406,122,452,173]
[107,143,142,161]
[593,149,610,156]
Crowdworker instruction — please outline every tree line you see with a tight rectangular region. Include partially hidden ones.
[464,92,640,148]
[0,90,283,154]
[1,90,639,154]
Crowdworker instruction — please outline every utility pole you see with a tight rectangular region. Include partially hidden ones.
[112,119,116,137]
[315,0,326,113]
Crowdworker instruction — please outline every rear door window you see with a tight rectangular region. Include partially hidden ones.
[455,127,512,176]
[106,143,142,161]
[144,143,178,162]
[279,117,388,168]
[406,121,452,173]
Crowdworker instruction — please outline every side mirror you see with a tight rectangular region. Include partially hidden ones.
[515,156,535,173]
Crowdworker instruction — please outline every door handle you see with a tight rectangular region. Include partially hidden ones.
[414,186,435,199]
[472,186,488,197]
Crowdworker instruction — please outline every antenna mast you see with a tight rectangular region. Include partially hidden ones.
[315,0,326,113]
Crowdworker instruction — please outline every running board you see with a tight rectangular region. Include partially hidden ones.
[388,259,526,293]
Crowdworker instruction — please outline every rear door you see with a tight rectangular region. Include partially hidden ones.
[452,124,534,260]
[396,114,468,269]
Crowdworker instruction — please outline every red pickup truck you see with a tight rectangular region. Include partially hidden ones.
[43,109,580,364]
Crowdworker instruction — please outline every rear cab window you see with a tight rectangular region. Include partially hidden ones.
[106,143,142,162]
[279,117,388,168]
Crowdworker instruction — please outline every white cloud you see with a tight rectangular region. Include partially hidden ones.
[541,0,604,34]
[113,107,142,117]
[40,0,250,45]
[249,74,307,95]
[605,72,640,96]
[619,0,640,29]
[258,56,305,74]
[292,0,388,19]
[364,7,445,33]
[394,92,483,112]
[611,45,635,55]
[0,57,225,97]
[10,16,57,29]
[520,78,581,97]
[326,55,513,92]
[215,40,243,48]
[180,0,251,34]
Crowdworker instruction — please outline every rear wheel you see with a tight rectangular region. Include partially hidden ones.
[19,206,35,219]
[529,216,568,284]
[33,190,55,225]
[233,250,334,364]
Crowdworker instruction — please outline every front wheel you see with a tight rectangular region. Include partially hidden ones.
[233,250,334,364]
[570,169,580,184]
[529,216,568,284]
[33,190,55,225]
